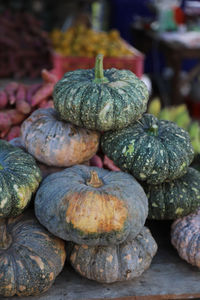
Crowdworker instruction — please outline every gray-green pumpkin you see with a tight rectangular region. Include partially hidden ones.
[53,54,149,131]
[142,167,200,220]
[69,227,157,283]
[101,113,194,184]
[35,165,148,246]
[0,210,66,297]
[0,140,42,217]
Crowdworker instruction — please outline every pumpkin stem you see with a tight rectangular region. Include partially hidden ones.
[94,54,109,84]
[0,218,12,250]
[148,124,158,136]
[86,171,103,188]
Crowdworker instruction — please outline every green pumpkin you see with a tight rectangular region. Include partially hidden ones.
[0,140,42,217]
[142,167,200,220]
[53,54,149,131]
[69,227,157,283]
[0,210,66,297]
[35,165,148,246]
[101,113,194,184]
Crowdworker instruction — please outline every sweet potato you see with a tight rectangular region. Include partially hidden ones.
[0,127,10,138]
[0,112,11,131]
[4,82,19,104]
[90,155,103,168]
[0,90,8,109]
[38,99,54,108]
[7,109,26,125]
[41,69,58,84]
[26,83,42,104]
[15,84,31,114]
[103,155,121,171]
[31,83,54,107]
[6,126,21,141]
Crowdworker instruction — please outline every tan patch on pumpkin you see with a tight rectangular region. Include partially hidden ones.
[124,254,132,261]
[49,272,54,281]
[19,286,26,291]
[106,255,113,263]
[15,185,31,210]
[70,252,77,264]
[30,256,44,270]
[66,191,128,234]
[82,245,88,249]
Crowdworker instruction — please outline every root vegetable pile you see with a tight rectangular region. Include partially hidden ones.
[0,70,57,140]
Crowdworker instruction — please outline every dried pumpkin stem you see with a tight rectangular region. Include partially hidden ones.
[148,124,158,136]
[0,218,12,250]
[94,54,109,84]
[86,171,103,188]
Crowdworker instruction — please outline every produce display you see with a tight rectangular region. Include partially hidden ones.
[53,54,148,131]
[0,211,66,297]
[20,108,100,167]
[35,165,148,246]
[0,140,41,217]
[0,10,52,78]
[142,167,200,220]
[0,53,200,295]
[101,113,194,184]
[171,208,200,268]
[50,25,134,57]
[69,227,157,283]
[148,98,200,155]
[0,69,57,141]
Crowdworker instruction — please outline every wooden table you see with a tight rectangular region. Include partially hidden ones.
[7,220,200,300]
[131,26,200,105]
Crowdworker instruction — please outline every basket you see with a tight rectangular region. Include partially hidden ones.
[51,42,144,80]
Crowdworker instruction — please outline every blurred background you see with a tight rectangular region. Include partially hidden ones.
[1,0,200,166]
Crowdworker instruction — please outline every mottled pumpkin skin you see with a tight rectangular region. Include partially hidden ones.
[69,226,157,283]
[0,140,41,217]
[0,211,66,297]
[101,114,194,184]
[9,138,89,179]
[142,168,200,220]
[20,108,100,167]
[53,68,149,131]
[35,165,148,246]
[171,208,200,268]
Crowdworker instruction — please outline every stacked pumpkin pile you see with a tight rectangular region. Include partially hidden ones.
[0,54,200,297]
[21,54,158,285]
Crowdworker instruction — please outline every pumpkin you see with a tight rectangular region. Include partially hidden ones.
[0,139,41,217]
[142,167,200,220]
[171,208,200,268]
[69,226,157,283]
[35,165,148,246]
[53,54,149,131]
[20,108,100,167]
[101,113,194,184]
[0,210,66,297]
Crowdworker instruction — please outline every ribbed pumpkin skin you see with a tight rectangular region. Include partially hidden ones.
[53,68,149,131]
[101,114,194,184]
[69,227,157,283]
[0,140,41,217]
[35,165,148,246]
[20,108,100,167]
[142,168,200,220]
[171,208,200,268]
[0,211,66,297]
